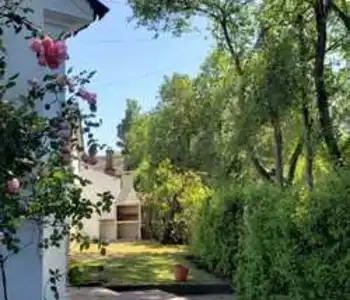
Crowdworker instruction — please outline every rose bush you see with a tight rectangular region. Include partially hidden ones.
[0,2,113,300]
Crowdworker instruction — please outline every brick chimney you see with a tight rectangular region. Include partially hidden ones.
[105,148,115,176]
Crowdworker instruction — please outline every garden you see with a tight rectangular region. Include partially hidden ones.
[1,0,350,300]
[69,242,224,287]
[110,0,350,299]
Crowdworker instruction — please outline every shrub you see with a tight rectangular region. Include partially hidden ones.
[292,171,350,299]
[192,171,350,300]
[236,172,350,300]
[136,159,211,244]
[236,184,299,300]
[191,184,244,280]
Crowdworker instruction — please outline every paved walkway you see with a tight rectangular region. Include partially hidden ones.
[69,287,234,300]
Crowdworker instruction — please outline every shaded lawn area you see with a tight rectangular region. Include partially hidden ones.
[69,242,223,286]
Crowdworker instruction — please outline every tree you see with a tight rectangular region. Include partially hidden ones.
[125,0,349,185]
[117,98,141,154]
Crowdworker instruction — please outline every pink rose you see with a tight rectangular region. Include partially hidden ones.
[87,92,97,105]
[46,57,60,70]
[77,88,97,105]
[41,36,54,51]
[55,41,67,60]
[5,178,20,194]
[29,38,43,54]
[38,54,47,66]
[29,36,68,69]
[77,88,89,99]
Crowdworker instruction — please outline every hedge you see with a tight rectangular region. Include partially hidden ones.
[191,171,350,300]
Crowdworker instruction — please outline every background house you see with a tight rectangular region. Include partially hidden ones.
[1,1,108,300]
[79,150,142,242]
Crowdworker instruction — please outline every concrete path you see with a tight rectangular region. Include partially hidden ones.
[69,287,234,300]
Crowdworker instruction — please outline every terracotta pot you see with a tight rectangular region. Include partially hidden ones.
[174,264,189,282]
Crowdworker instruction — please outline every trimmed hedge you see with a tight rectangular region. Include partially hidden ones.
[191,171,350,300]
[191,185,244,280]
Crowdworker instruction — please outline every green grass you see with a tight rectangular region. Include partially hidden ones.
[69,241,222,286]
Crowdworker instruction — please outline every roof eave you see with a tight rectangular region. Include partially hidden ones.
[86,0,109,20]
[71,0,109,36]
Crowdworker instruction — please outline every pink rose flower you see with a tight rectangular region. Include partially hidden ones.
[77,88,97,105]
[55,41,67,60]
[38,54,47,66]
[29,36,68,69]
[29,38,43,54]
[5,178,20,194]
[46,56,60,70]
[41,36,54,51]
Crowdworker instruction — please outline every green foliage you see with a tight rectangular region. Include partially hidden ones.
[117,98,141,155]
[190,173,350,299]
[121,0,350,298]
[191,184,244,279]
[236,173,350,300]
[136,159,211,244]
[236,184,299,300]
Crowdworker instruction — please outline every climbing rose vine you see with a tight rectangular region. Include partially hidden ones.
[0,2,113,300]
[29,36,68,69]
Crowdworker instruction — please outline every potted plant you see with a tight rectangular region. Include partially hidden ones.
[174,264,189,282]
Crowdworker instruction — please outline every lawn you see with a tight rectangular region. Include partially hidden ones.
[69,241,223,286]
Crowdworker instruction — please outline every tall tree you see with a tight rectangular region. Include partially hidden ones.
[117,98,141,154]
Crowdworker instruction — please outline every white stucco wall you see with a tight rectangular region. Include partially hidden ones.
[79,168,121,239]
[40,20,69,300]
[1,2,45,299]
[0,1,97,299]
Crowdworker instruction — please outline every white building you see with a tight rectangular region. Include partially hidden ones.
[0,1,108,299]
[79,150,142,242]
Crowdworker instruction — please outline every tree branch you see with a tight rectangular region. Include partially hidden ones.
[219,16,243,75]
[251,154,273,182]
[330,1,350,31]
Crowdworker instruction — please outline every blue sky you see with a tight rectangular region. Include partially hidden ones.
[68,0,213,152]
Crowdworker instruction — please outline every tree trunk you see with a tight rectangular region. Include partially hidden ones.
[298,14,314,190]
[271,116,284,186]
[287,137,303,184]
[302,106,314,189]
[314,0,342,167]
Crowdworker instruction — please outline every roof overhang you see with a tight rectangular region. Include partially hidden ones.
[86,0,109,20]
[70,0,109,36]
[44,0,109,37]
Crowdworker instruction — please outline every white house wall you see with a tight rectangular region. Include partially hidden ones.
[79,168,121,239]
[1,2,45,299]
[40,20,70,300]
[45,0,94,27]
[0,221,43,300]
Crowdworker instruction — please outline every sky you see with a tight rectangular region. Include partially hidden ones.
[67,0,214,153]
